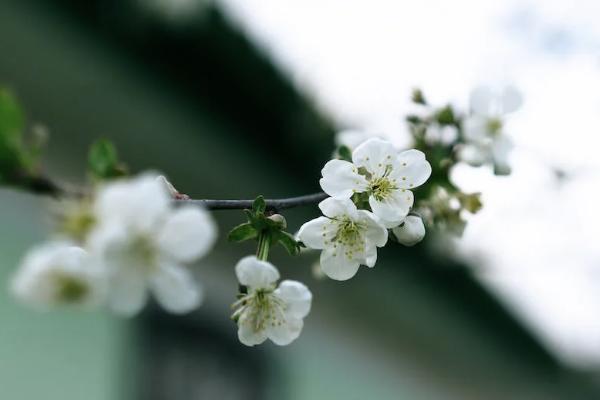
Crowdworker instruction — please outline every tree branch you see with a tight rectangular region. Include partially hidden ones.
[178,192,328,211]
[14,174,328,212]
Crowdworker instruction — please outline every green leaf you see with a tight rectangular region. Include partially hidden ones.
[336,145,352,162]
[252,195,266,214]
[0,89,24,144]
[436,105,455,125]
[88,139,127,180]
[276,231,301,256]
[228,222,258,242]
[406,115,422,125]
[0,89,25,175]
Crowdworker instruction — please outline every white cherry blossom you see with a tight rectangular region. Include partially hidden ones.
[320,138,432,228]
[459,85,522,174]
[12,242,106,309]
[297,197,388,281]
[424,123,458,145]
[88,174,217,317]
[392,215,426,246]
[232,256,312,346]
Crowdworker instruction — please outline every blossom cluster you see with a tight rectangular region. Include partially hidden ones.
[409,86,521,234]
[298,137,432,280]
[334,85,522,236]
[13,174,218,316]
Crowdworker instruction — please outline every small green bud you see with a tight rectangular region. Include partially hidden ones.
[458,192,483,214]
[336,145,352,162]
[411,88,427,105]
[267,214,287,230]
[88,138,127,180]
[406,115,422,125]
[57,199,97,243]
[436,105,455,125]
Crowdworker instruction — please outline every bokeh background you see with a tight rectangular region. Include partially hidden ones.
[1,0,600,399]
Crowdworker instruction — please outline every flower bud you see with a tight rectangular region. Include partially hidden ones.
[156,175,189,199]
[458,192,483,214]
[267,213,287,230]
[392,215,426,246]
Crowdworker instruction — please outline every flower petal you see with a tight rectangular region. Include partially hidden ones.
[235,256,280,289]
[156,206,217,263]
[238,317,269,346]
[393,149,432,190]
[297,217,331,249]
[107,269,148,317]
[150,262,202,314]
[267,317,304,346]
[492,135,513,164]
[363,240,378,268]
[320,247,360,281]
[463,115,489,141]
[318,197,358,219]
[458,143,489,167]
[274,280,312,319]
[499,85,522,114]
[425,124,458,145]
[319,159,367,198]
[352,138,397,177]
[392,215,426,246]
[469,86,494,116]
[95,174,170,231]
[359,211,389,247]
[470,85,522,116]
[368,191,412,228]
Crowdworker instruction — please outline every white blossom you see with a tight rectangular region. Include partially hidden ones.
[11,242,106,309]
[297,197,388,281]
[320,138,432,228]
[232,256,312,346]
[334,129,375,150]
[392,215,426,246]
[459,85,522,174]
[424,123,458,145]
[88,174,217,317]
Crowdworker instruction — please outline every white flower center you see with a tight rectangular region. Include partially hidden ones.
[369,176,398,201]
[117,234,159,274]
[366,165,398,201]
[326,218,366,260]
[486,117,502,135]
[50,270,90,303]
[233,289,287,332]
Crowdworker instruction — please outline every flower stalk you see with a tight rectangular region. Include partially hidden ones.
[256,232,271,261]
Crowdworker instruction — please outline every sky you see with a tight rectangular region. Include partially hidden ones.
[183,0,600,368]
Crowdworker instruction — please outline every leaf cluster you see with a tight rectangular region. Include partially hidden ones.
[228,196,301,256]
[88,139,128,181]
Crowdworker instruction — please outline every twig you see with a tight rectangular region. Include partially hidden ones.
[17,174,328,212]
[178,192,328,211]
